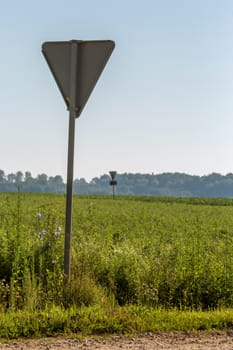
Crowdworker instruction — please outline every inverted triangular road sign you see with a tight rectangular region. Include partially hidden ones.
[42,40,115,117]
[109,171,117,180]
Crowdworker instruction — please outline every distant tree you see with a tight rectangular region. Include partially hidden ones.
[7,173,15,183]
[48,175,65,193]
[0,170,5,183]
[37,173,48,186]
[90,177,99,185]
[15,171,23,183]
[49,175,63,185]
[73,178,88,194]
[25,171,33,183]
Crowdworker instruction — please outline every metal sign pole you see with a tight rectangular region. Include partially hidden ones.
[64,42,78,281]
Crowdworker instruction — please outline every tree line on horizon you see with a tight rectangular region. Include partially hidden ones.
[0,169,233,197]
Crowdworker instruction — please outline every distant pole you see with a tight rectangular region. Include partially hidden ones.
[109,171,117,199]
[64,42,78,281]
[112,183,115,198]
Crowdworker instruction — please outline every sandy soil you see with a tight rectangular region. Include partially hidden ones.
[1,332,233,350]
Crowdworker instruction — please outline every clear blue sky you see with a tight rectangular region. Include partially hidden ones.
[1,0,233,181]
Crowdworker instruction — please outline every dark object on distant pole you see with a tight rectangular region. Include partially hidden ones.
[42,40,115,281]
[109,171,117,198]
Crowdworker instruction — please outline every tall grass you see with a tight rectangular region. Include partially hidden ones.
[1,192,233,312]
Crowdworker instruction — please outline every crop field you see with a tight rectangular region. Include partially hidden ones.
[1,193,233,337]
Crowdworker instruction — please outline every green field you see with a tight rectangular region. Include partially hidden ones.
[1,193,233,338]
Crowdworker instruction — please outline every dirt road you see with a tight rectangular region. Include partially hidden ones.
[1,332,233,350]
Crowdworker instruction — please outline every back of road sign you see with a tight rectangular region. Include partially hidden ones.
[42,40,115,117]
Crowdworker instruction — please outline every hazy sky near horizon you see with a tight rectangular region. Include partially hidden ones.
[1,0,233,180]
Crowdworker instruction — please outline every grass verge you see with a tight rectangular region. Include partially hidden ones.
[1,305,233,340]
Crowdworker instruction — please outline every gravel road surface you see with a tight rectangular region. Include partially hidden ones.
[1,332,233,349]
